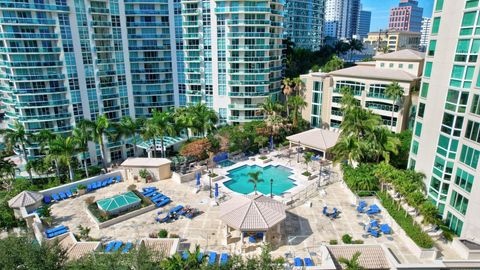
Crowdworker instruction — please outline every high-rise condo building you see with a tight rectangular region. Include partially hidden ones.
[356,10,371,40]
[420,17,432,51]
[284,0,325,51]
[324,0,360,40]
[181,0,285,124]
[388,0,423,33]
[409,0,480,239]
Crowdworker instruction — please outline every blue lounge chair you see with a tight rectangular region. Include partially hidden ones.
[249,236,256,243]
[182,251,189,260]
[47,228,68,238]
[59,192,67,200]
[87,184,93,192]
[208,252,217,265]
[142,186,157,192]
[197,252,204,262]
[52,193,61,201]
[151,193,164,201]
[331,208,339,218]
[322,206,328,216]
[304,257,314,266]
[143,190,156,197]
[65,190,73,198]
[159,215,170,223]
[43,196,52,204]
[95,181,102,189]
[101,180,108,187]
[177,208,187,216]
[170,205,184,214]
[91,182,97,190]
[156,198,171,207]
[115,175,121,182]
[122,242,133,253]
[357,206,365,213]
[104,241,116,252]
[45,225,67,235]
[112,241,123,252]
[367,208,380,215]
[370,220,379,228]
[359,201,367,208]
[294,257,303,266]
[220,253,229,265]
[380,224,391,234]
[368,228,380,238]
[107,177,114,185]
[152,196,167,204]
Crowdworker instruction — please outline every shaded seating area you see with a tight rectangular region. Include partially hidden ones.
[322,206,340,219]
[8,191,44,218]
[156,205,184,223]
[45,225,69,239]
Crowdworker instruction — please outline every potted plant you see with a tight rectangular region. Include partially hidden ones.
[139,169,151,183]
[77,184,87,195]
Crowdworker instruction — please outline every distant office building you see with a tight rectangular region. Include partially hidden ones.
[356,10,372,40]
[420,17,432,50]
[364,31,421,53]
[285,0,325,51]
[324,0,360,40]
[389,0,423,32]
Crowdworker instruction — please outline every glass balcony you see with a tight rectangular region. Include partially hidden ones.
[366,92,389,100]
[3,61,63,67]
[215,7,270,13]
[91,21,112,27]
[126,22,169,27]
[0,47,61,53]
[228,80,270,85]
[228,92,270,97]
[133,90,173,95]
[17,99,70,107]
[18,113,71,122]
[89,7,109,14]
[227,57,272,62]
[228,115,264,121]
[130,68,172,73]
[129,57,171,62]
[182,8,200,14]
[226,19,270,25]
[131,79,171,85]
[0,18,56,25]
[0,33,58,39]
[128,45,170,51]
[0,1,69,12]
[228,104,260,109]
[125,10,169,15]
[125,0,168,3]
[92,33,113,39]
[12,87,67,94]
[127,34,170,39]
[227,32,273,38]
[228,68,270,74]
[134,101,174,107]
[9,74,65,81]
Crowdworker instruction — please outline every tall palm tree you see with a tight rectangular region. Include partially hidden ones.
[282,77,293,116]
[0,159,18,191]
[369,127,400,163]
[338,251,365,270]
[288,95,307,128]
[259,97,283,117]
[80,114,111,172]
[340,107,381,139]
[385,82,404,131]
[191,103,218,137]
[1,120,33,181]
[304,152,313,172]
[331,135,364,166]
[173,107,194,139]
[72,123,92,178]
[141,121,159,158]
[247,171,264,195]
[114,116,144,157]
[34,129,60,178]
[150,110,175,158]
[348,38,364,61]
[47,135,79,181]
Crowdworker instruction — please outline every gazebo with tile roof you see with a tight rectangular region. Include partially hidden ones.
[8,190,44,218]
[219,194,286,244]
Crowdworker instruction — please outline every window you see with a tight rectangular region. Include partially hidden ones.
[420,82,429,98]
[460,145,480,169]
[466,0,479,9]
[412,140,419,155]
[446,211,464,236]
[418,103,425,118]
[408,64,413,69]
[465,120,480,143]
[435,0,444,11]
[415,122,422,137]
[432,17,441,35]
[445,89,469,113]
[450,190,469,215]
[455,168,474,193]
[428,40,437,56]
[460,11,477,35]
[424,62,432,77]
[470,94,480,115]
[437,134,459,159]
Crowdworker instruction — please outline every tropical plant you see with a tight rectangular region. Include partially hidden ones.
[72,123,91,178]
[148,110,176,158]
[173,107,195,139]
[114,116,144,157]
[77,225,91,240]
[348,39,364,61]
[419,201,439,225]
[334,40,351,55]
[48,136,80,181]
[338,251,365,270]
[0,159,17,191]
[385,82,404,131]
[180,138,211,161]
[282,77,303,116]
[321,55,344,72]
[342,164,379,192]
[342,234,352,244]
[303,152,314,172]
[260,97,283,117]
[247,171,264,195]
[1,121,33,181]
[368,127,401,163]
[331,135,364,166]
[80,115,112,172]
[254,136,269,150]
[139,169,150,180]
[191,103,218,137]
[288,95,307,128]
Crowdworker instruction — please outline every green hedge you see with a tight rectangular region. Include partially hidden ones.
[378,192,434,249]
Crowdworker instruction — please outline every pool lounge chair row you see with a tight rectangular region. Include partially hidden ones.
[366,220,392,237]
[294,257,314,267]
[87,175,122,192]
[104,241,133,253]
[45,225,69,239]
[179,250,228,265]
[156,205,183,223]
[357,201,381,215]
[44,190,75,204]
[141,187,172,208]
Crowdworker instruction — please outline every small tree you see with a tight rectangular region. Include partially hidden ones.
[342,234,352,244]
[179,138,211,161]
[338,251,365,270]
[158,229,168,238]
[303,152,314,172]
[247,171,264,195]
[77,225,91,240]
[385,82,404,131]
[139,169,150,181]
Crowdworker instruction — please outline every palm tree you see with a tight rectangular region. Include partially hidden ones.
[173,107,194,139]
[338,251,365,270]
[385,82,404,131]
[369,127,400,163]
[282,77,293,116]
[72,123,91,178]
[288,95,307,128]
[114,116,144,157]
[247,171,264,195]
[34,129,60,178]
[0,159,18,191]
[1,121,33,181]
[80,115,111,172]
[150,110,175,158]
[348,39,364,61]
[304,152,313,172]
[259,97,283,117]
[141,121,159,158]
[331,135,364,166]
[47,135,79,181]
[191,103,218,137]
[340,107,381,139]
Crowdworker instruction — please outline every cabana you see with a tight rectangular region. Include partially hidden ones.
[286,128,340,159]
[121,157,172,183]
[8,190,43,218]
[219,194,286,245]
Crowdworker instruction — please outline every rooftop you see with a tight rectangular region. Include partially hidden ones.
[328,65,419,82]
[373,49,425,61]
[286,128,340,152]
[8,190,43,208]
[121,157,171,167]
[139,238,179,257]
[328,245,392,269]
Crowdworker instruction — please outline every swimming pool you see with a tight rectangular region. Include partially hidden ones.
[224,165,295,195]
[217,159,236,168]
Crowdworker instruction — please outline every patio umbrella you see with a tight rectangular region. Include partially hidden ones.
[196,172,201,187]
[214,183,219,198]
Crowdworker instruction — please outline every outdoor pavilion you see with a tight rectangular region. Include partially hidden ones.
[8,190,44,218]
[219,194,286,246]
[286,128,340,160]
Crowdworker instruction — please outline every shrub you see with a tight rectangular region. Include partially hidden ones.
[378,192,434,249]
[258,156,268,160]
[208,172,218,178]
[329,239,338,245]
[84,196,95,205]
[127,184,137,191]
[352,240,364,244]
[139,169,150,180]
[342,234,352,244]
[169,234,180,238]
[77,184,87,190]
[342,164,379,192]
[149,232,158,238]
[37,205,51,218]
[302,171,312,177]
[158,229,168,238]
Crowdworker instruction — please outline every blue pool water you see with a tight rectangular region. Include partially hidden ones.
[224,165,295,195]
[217,160,236,168]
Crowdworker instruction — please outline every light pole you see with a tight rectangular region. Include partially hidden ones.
[207,164,212,198]
[296,141,301,163]
[270,178,273,198]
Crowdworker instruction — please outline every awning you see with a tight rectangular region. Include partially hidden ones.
[286,128,340,153]
[136,136,187,151]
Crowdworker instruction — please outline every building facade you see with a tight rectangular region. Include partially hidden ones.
[364,31,421,53]
[356,10,371,40]
[181,0,285,124]
[388,0,423,33]
[324,0,360,40]
[300,49,424,133]
[284,0,325,51]
[408,0,480,239]
[420,17,432,51]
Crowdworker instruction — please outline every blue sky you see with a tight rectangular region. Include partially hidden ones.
[362,0,434,31]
